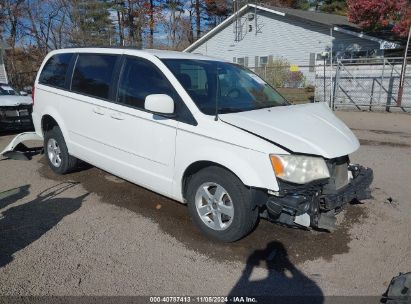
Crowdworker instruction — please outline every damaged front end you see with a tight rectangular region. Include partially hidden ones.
[0,104,34,131]
[260,156,373,231]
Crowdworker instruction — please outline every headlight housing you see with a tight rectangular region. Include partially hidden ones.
[270,154,330,184]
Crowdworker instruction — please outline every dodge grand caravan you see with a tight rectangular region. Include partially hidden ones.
[2,48,373,242]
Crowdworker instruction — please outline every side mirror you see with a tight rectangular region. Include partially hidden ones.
[144,94,175,115]
[20,91,28,96]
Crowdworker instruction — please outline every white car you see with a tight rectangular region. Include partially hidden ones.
[2,48,373,241]
[0,83,33,131]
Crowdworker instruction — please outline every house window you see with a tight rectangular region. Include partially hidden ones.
[237,57,245,66]
[260,56,268,67]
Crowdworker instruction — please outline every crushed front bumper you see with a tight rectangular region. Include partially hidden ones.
[0,105,34,131]
[320,165,373,211]
[263,164,373,231]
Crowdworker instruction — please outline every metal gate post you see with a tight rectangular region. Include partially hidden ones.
[332,61,341,110]
[377,58,386,107]
[369,78,375,111]
[386,67,395,112]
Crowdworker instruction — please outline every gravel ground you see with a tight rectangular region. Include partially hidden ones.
[0,110,410,297]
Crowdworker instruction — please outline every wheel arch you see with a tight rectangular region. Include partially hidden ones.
[40,111,72,153]
[40,110,69,139]
[41,114,59,135]
[181,161,241,200]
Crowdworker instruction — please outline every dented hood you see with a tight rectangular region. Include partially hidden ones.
[0,95,32,107]
[220,102,359,159]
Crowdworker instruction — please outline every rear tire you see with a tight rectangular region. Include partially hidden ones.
[44,126,78,174]
[186,166,259,242]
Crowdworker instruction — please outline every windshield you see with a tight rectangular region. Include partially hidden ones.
[162,59,289,115]
[0,85,17,96]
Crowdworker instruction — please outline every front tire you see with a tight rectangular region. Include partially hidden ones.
[44,126,78,174]
[186,166,259,242]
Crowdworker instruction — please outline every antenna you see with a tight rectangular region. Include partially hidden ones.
[233,0,263,42]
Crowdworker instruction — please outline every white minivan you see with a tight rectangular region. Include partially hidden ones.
[4,48,373,242]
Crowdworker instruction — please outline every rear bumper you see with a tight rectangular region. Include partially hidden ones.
[0,105,34,131]
[263,164,373,230]
[0,131,43,160]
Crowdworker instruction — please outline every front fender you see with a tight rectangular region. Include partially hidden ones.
[172,130,279,202]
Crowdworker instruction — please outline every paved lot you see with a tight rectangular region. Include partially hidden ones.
[0,110,410,297]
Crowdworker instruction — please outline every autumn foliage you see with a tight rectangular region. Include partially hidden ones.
[347,0,411,37]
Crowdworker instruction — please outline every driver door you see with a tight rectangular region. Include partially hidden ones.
[100,56,180,196]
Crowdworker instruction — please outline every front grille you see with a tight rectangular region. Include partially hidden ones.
[326,156,349,191]
[334,162,349,189]
[0,105,33,129]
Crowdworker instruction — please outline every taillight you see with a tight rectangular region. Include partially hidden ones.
[32,86,35,105]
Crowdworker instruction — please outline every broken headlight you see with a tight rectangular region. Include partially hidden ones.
[270,154,330,184]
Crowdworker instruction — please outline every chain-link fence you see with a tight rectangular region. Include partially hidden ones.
[331,57,411,111]
[249,57,411,112]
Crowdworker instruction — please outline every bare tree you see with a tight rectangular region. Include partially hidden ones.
[3,0,25,50]
[195,0,201,39]
[24,0,71,54]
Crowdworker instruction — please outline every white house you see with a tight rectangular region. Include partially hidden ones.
[184,4,402,69]
[0,41,9,84]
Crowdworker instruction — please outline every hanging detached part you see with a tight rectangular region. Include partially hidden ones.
[1,132,43,160]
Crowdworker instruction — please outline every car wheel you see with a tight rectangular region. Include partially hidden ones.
[186,166,259,242]
[44,126,78,174]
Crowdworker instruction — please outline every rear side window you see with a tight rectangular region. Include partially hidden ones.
[39,53,73,88]
[71,54,117,99]
[117,57,175,109]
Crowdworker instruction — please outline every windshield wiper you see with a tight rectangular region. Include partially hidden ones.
[255,102,289,110]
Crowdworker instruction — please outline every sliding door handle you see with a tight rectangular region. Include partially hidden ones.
[92,107,105,115]
[110,112,125,120]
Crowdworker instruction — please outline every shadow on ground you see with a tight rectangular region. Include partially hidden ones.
[39,157,368,267]
[228,241,323,303]
[0,184,30,210]
[0,182,88,267]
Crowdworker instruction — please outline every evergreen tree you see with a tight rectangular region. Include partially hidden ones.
[71,0,115,46]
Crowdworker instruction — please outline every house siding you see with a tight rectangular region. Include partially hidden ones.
[0,50,8,83]
[189,9,380,67]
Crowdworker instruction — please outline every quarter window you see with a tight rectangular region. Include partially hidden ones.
[71,54,117,99]
[117,58,175,109]
[39,53,73,88]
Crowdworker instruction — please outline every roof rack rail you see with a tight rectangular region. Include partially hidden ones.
[61,45,144,50]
